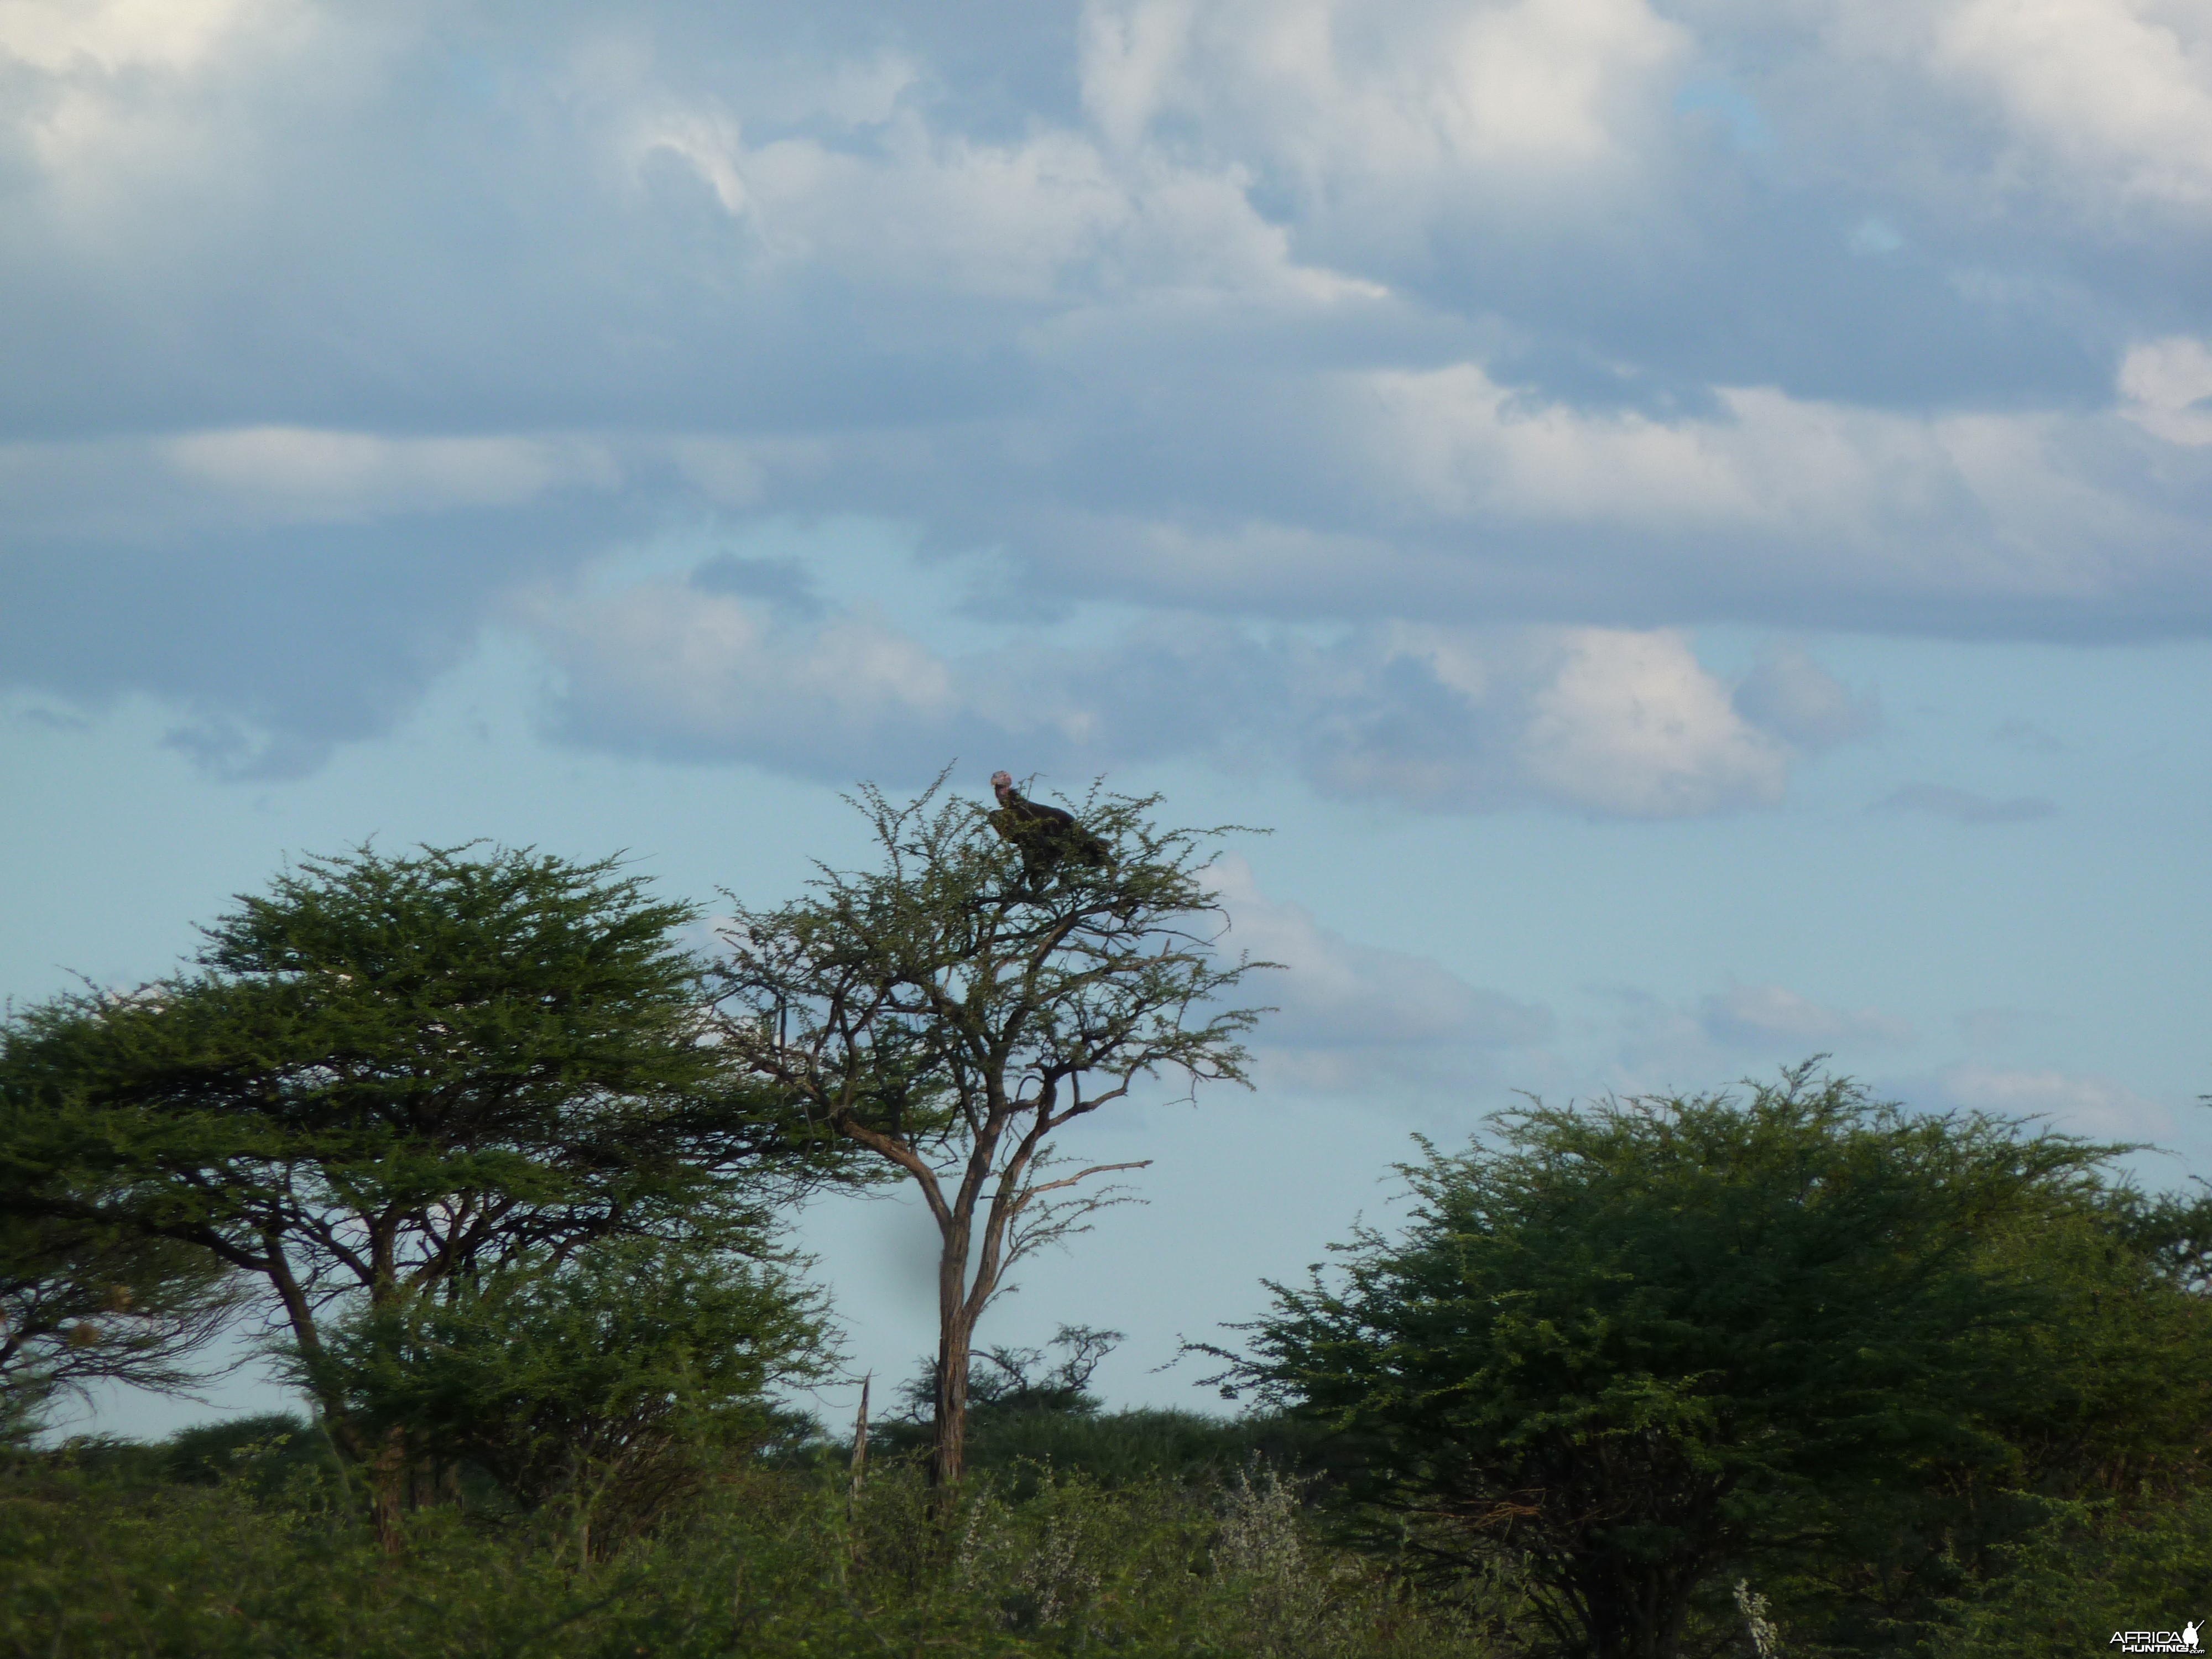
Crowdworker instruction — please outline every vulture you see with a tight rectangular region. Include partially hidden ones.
[989,770,1111,884]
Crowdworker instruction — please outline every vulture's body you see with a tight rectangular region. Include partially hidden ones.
[989,771,1110,883]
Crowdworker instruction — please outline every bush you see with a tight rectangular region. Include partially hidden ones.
[1924,1488,2212,1657]
[1224,1069,2204,1658]
[0,1427,1502,1658]
[296,1237,832,1557]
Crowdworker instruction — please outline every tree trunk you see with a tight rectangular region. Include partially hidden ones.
[369,1426,409,1554]
[930,1318,972,1491]
[848,1373,871,1508]
[1578,1555,1700,1659]
[930,1204,982,1493]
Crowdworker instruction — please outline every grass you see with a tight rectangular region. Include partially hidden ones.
[0,1412,1502,1659]
[11,1407,2209,1657]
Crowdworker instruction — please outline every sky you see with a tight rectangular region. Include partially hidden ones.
[3,0,2209,1437]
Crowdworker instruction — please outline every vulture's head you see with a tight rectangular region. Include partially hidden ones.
[990,770,1014,804]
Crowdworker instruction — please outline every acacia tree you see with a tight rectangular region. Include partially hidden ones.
[1220,1068,2127,1659]
[0,844,810,1543]
[715,775,1269,1488]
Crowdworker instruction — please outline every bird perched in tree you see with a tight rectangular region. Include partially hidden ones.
[989,771,1111,884]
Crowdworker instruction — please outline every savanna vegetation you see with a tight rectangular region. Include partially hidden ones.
[3,778,2208,1656]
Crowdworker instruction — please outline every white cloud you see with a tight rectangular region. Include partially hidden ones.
[1937,1063,2175,1138]
[163,429,621,523]
[622,79,1384,309]
[528,560,1835,816]
[1689,0,2212,231]
[0,430,613,546]
[1732,646,1880,752]
[633,107,751,217]
[3,0,2211,772]
[0,0,341,203]
[529,579,968,776]
[1082,0,1688,190]
[1296,625,1809,816]
[1210,854,1551,1093]
[1372,364,1757,524]
[1520,629,1787,816]
[0,0,268,75]
[1593,980,1914,1092]
[1876,782,2057,822]
[1957,1005,2038,1045]
[1362,362,2151,570]
[1431,0,1686,167]
[1079,0,1197,154]
[525,566,1293,781]
[1933,0,2212,211]
[1698,983,1915,1049]
[2120,336,2212,446]
[713,122,1130,299]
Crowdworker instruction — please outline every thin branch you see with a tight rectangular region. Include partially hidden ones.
[1013,1160,1154,1207]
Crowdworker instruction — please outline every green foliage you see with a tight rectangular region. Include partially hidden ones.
[9,802,2210,1653]
[2105,1176,2212,1293]
[1773,1177,2212,1650]
[0,1426,1498,1658]
[716,775,1272,1482]
[718,774,1267,1202]
[1917,1488,2212,1656]
[154,1412,341,1491]
[298,1237,832,1553]
[865,1403,1332,1494]
[0,1211,239,1444]
[864,1331,1345,1496]
[1225,1067,2162,1658]
[11,1405,2195,1658]
[15,1413,339,1499]
[0,844,817,1457]
[891,1324,1124,1422]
